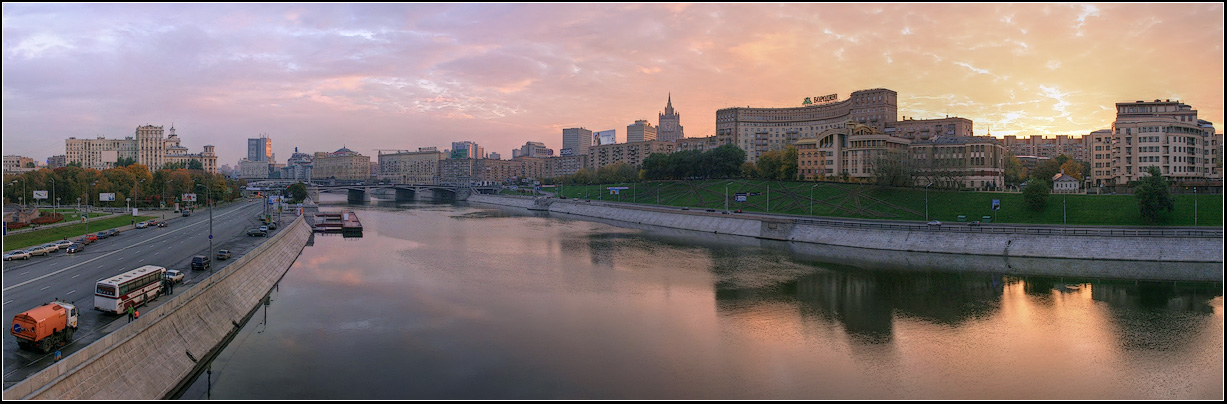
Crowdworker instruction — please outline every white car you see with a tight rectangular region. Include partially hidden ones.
[135,221,148,229]
[165,269,185,283]
[4,250,31,261]
[927,220,942,227]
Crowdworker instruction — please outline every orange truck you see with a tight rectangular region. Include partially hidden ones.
[11,300,79,353]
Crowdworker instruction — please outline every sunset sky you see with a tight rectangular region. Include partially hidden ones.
[3,3,1223,166]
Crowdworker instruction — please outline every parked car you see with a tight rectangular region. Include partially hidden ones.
[216,249,232,260]
[259,225,269,233]
[267,221,277,230]
[66,243,85,253]
[247,228,267,237]
[96,231,109,239]
[927,220,942,227]
[109,228,121,236]
[52,240,74,249]
[80,234,98,244]
[28,244,55,256]
[39,243,61,254]
[164,269,184,283]
[135,221,148,229]
[190,255,211,270]
[4,250,31,261]
[182,210,192,217]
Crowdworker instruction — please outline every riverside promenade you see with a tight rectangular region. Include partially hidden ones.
[468,194,1224,265]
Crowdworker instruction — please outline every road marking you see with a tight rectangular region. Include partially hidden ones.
[3,203,260,294]
[21,272,28,276]
[67,290,76,295]
[72,274,80,279]
[39,286,49,291]
[3,300,11,305]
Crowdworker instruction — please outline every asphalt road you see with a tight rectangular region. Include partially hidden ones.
[2,198,296,388]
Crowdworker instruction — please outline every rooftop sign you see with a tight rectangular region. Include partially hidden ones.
[802,94,838,106]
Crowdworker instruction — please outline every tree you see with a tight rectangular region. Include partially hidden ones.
[287,182,308,202]
[67,161,83,168]
[162,161,186,170]
[24,162,35,168]
[740,162,758,179]
[870,149,915,187]
[1134,166,1173,224]
[187,160,204,170]
[780,146,798,181]
[1004,153,1026,187]
[1059,159,1089,181]
[1022,178,1050,211]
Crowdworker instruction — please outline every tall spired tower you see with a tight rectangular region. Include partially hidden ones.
[657,93,685,142]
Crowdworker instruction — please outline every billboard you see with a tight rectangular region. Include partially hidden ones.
[182,193,197,202]
[99,193,116,201]
[559,148,573,156]
[33,190,48,200]
[594,130,616,145]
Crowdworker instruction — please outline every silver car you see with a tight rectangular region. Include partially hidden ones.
[52,240,74,250]
[4,250,31,261]
[27,245,55,256]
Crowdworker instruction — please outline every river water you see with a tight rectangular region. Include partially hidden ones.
[177,197,1223,400]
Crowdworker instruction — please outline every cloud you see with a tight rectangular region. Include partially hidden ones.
[1,3,1221,163]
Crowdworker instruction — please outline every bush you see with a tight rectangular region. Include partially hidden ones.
[30,213,64,225]
[8,221,29,230]
[1023,180,1050,211]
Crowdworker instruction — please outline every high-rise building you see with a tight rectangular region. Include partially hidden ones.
[626,120,657,143]
[248,135,273,162]
[47,155,67,169]
[589,140,675,172]
[562,127,593,156]
[657,93,685,142]
[513,141,552,158]
[594,130,617,146]
[451,141,484,159]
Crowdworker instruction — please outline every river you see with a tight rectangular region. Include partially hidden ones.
[176,196,1223,400]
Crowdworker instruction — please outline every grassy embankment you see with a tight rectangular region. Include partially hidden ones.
[551,179,1223,227]
[4,215,159,251]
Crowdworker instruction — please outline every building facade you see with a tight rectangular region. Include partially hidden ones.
[885,116,974,140]
[562,127,593,157]
[3,155,37,175]
[797,122,911,182]
[378,149,444,184]
[450,141,484,159]
[47,155,67,169]
[657,93,685,142]
[248,136,272,162]
[512,141,552,158]
[626,120,657,143]
[589,140,675,172]
[312,147,371,181]
[65,125,216,173]
[716,88,899,163]
[1001,134,1089,161]
[908,136,1006,190]
[1103,99,1219,187]
[594,130,617,146]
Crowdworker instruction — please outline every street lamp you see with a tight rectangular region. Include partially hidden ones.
[127,197,132,226]
[925,182,933,222]
[724,182,734,212]
[86,181,96,236]
[196,181,214,279]
[1194,187,1198,226]
[810,183,820,216]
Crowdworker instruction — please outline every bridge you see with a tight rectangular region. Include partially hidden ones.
[307,184,501,203]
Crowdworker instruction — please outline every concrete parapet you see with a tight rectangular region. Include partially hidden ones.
[468,194,1223,264]
[3,214,312,400]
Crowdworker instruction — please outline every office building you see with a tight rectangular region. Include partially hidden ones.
[627,120,657,143]
[562,128,593,157]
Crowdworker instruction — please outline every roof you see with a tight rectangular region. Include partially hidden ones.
[1053,173,1079,182]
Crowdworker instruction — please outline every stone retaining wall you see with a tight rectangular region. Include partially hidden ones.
[467,194,1223,264]
[3,214,312,400]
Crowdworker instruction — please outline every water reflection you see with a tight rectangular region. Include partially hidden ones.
[181,197,1221,400]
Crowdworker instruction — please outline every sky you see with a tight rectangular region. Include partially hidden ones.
[2,3,1223,167]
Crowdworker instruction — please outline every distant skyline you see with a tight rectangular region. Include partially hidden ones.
[3,3,1223,165]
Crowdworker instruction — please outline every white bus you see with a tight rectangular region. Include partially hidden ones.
[95,265,166,314]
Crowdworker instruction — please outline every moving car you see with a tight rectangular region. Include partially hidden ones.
[66,243,85,253]
[96,231,109,239]
[190,255,211,270]
[157,221,167,228]
[135,221,148,229]
[164,269,184,283]
[182,210,192,217]
[247,228,267,237]
[4,250,31,261]
[216,249,232,260]
[927,220,942,227]
[968,221,981,227]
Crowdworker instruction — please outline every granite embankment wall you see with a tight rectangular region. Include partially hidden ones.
[3,214,312,400]
[468,194,1223,264]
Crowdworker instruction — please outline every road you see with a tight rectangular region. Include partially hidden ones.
[2,198,295,388]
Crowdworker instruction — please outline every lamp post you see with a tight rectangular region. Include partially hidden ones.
[725,182,731,212]
[197,181,214,278]
[1194,187,1198,226]
[810,183,820,216]
[50,178,55,211]
[127,198,132,226]
[925,182,933,222]
[1063,192,1067,225]
[86,181,96,236]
